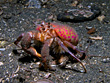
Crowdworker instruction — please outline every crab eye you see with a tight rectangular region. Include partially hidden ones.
[41,24,44,27]
[48,22,50,28]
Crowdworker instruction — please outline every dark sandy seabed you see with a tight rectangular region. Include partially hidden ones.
[0,0,110,83]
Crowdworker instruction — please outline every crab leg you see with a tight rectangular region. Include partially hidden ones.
[14,33,25,48]
[40,38,54,70]
[63,41,85,54]
[63,41,94,59]
[56,37,87,73]
[63,40,87,60]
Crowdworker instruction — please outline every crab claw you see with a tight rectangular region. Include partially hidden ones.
[14,31,42,58]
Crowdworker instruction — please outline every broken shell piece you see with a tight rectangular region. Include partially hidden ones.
[44,73,51,78]
[71,0,80,7]
[0,41,7,48]
[0,48,5,51]
[89,36,103,40]
[97,15,105,22]
[87,27,96,34]
[86,26,93,29]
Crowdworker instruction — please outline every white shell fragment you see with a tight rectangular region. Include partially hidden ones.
[97,15,105,22]
[89,36,103,40]
[0,62,4,66]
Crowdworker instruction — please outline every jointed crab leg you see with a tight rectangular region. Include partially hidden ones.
[14,33,25,48]
[56,37,87,73]
[40,38,54,70]
[63,41,86,59]
[63,41,85,54]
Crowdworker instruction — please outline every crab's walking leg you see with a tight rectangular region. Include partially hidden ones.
[14,33,25,48]
[64,41,85,53]
[63,41,86,59]
[40,38,54,70]
[14,31,41,58]
[56,37,87,73]
[63,41,97,59]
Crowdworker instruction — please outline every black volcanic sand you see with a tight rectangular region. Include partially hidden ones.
[0,0,110,83]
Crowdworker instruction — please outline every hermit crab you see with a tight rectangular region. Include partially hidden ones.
[14,22,87,72]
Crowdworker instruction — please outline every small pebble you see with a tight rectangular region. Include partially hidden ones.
[80,70,84,73]
[102,3,106,6]
[66,75,70,80]
[99,68,103,72]
[66,65,72,68]
[0,62,4,66]
[27,0,41,8]
[0,41,7,47]
[102,58,107,63]
[0,48,5,51]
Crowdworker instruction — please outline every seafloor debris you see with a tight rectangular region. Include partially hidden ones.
[70,0,81,7]
[0,62,4,66]
[44,73,51,78]
[0,38,10,51]
[57,6,101,22]
[40,0,49,5]
[87,27,96,34]
[97,15,105,22]
[0,40,8,47]
[23,0,41,8]
[89,36,103,40]
[0,40,7,51]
